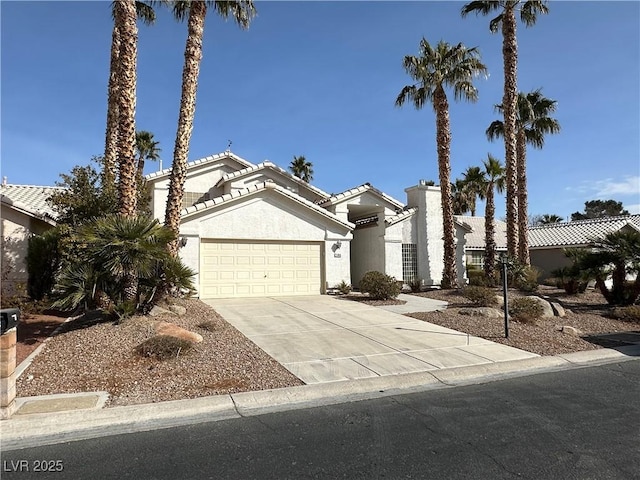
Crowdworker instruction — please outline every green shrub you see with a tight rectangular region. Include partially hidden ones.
[610,305,640,323]
[462,286,497,307]
[467,269,489,287]
[335,280,352,295]
[26,229,62,300]
[359,271,401,300]
[408,278,422,293]
[515,266,540,293]
[509,297,544,323]
[134,335,193,360]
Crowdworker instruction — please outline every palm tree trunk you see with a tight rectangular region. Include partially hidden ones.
[502,6,519,259]
[104,23,120,192]
[484,186,496,284]
[516,129,530,265]
[165,0,206,256]
[434,86,457,289]
[115,0,138,217]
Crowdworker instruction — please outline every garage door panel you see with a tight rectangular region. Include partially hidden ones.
[200,241,322,298]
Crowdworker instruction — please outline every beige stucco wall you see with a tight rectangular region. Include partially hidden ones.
[530,248,573,280]
[178,190,352,296]
[405,184,444,286]
[1,206,52,296]
[350,221,385,288]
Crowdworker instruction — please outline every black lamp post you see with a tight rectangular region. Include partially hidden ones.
[500,253,509,339]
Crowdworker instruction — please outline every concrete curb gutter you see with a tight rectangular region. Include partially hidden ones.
[3,348,638,451]
[1,395,239,451]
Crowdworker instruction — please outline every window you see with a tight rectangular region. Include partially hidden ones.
[468,251,484,268]
[402,244,418,282]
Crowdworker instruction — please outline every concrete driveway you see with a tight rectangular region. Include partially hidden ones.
[206,295,538,384]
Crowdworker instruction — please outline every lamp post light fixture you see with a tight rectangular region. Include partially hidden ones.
[500,253,510,339]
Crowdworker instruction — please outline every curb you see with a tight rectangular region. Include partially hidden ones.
[2,347,638,452]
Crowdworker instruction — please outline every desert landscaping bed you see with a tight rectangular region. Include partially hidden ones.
[14,286,638,407]
[407,286,639,356]
[16,298,303,407]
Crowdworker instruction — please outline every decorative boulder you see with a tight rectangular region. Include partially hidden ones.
[154,321,203,343]
[458,307,504,318]
[524,296,555,318]
[148,305,174,317]
[168,305,187,316]
[560,325,582,336]
[550,302,566,318]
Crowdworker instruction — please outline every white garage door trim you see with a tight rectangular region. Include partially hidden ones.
[200,240,324,298]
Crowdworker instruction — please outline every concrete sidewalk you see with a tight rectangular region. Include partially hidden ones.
[208,295,537,384]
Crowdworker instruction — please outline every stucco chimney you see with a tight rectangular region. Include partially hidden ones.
[405,183,444,286]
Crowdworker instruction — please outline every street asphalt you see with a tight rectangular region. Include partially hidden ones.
[2,294,639,451]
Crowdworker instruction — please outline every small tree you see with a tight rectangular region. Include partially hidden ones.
[571,200,630,221]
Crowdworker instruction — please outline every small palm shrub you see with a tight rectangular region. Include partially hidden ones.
[360,271,401,300]
[610,305,640,323]
[462,286,497,307]
[335,280,352,295]
[509,297,544,324]
[551,264,588,295]
[134,335,193,360]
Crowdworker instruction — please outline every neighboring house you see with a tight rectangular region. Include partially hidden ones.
[453,215,508,273]
[529,214,640,280]
[146,151,455,298]
[0,182,61,295]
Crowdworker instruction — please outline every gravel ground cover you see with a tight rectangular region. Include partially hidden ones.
[406,286,639,356]
[15,286,638,407]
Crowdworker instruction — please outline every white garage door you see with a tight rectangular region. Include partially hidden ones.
[200,240,323,298]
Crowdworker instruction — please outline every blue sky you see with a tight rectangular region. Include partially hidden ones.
[1,1,639,220]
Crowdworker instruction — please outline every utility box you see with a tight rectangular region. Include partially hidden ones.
[1,308,20,335]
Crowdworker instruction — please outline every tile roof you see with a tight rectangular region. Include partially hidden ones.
[528,215,640,248]
[215,161,329,198]
[144,151,254,181]
[317,183,405,209]
[454,215,508,250]
[181,181,354,230]
[385,207,417,227]
[0,184,62,224]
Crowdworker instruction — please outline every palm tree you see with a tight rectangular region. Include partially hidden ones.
[114,0,140,217]
[487,88,560,264]
[396,39,488,289]
[451,178,473,215]
[289,155,314,182]
[135,130,162,182]
[480,154,505,282]
[538,213,563,224]
[164,0,256,256]
[461,166,486,216]
[104,1,156,193]
[461,1,549,259]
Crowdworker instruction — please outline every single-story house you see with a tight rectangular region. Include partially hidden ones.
[453,215,507,271]
[146,151,467,298]
[529,214,640,280]
[8,150,635,300]
[0,182,61,295]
